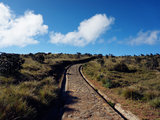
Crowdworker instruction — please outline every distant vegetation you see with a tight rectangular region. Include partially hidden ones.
[83,53,160,119]
[0,52,94,120]
[0,53,24,76]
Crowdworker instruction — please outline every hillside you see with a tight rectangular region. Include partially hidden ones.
[82,54,160,120]
[0,52,93,120]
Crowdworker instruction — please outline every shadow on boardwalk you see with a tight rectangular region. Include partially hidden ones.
[41,67,78,120]
[41,91,78,120]
[60,91,78,119]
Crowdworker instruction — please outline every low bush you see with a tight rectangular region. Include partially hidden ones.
[143,91,158,101]
[103,79,112,88]
[149,97,160,108]
[97,74,104,81]
[0,53,24,76]
[97,58,104,66]
[122,88,144,100]
[113,63,130,72]
[145,58,159,70]
[32,53,45,63]
[135,57,142,63]
[111,58,116,63]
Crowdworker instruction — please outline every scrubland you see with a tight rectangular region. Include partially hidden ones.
[0,52,92,120]
[83,54,160,120]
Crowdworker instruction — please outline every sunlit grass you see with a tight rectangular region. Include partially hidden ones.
[0,53,92,120]
[83,56,160,109]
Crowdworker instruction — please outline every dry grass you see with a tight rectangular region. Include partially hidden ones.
[0,56,58,120]
[83,55,160,119]
[0,53,91,120]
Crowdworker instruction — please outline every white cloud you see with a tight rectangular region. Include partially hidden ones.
[128,30,160,45]
[107,36,117,43]
[0,3,48,48]
[98,39,105,44]
[50,14,114,46]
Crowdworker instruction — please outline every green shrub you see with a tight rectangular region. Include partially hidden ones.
[97,74,104,81]
[149,98,160,108]
[103,79,112,88]
[103,79,120,89]
[143,91,158,101]
[97,58,104,66]
[145,58,159,70]
[88,71,94,76]
[122,88,143,100]
[113,63,130,72]
[0,53,24,76]
[135,57,142,63]
[32,53,45,63]
[39,85,57,105]
[111,58,116,63]
[97,54,103,58]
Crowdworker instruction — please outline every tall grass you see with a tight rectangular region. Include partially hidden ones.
[0,53,94,120]
[83,55,160,109]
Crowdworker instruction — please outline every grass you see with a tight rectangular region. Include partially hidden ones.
[83,55,160,119]
[0,53,93,120]
[0,85,37,120]
[0,59,58,120]
[150,98,160,108]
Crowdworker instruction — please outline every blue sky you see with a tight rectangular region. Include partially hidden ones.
[0,0,160,56]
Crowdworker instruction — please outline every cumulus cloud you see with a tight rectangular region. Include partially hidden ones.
[128,30,160,45]
[0,3,48,48]
[50,14,114,46]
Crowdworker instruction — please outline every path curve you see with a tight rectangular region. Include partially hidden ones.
[62,64,123,120]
